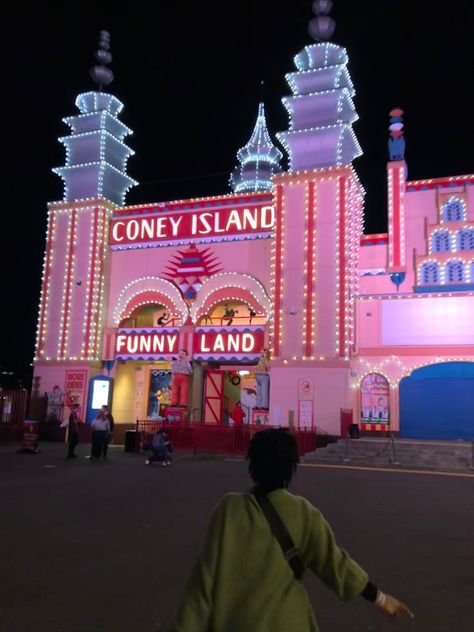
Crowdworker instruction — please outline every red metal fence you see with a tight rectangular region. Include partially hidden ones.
[0,388,29,443]
[135,420,317,457]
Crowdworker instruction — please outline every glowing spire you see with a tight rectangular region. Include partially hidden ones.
[230,102,282,194]
[53,31,137,205]
[277,1,362,171]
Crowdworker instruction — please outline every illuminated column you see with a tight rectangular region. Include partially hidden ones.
[272,168,363,361]
[387,109,407,284]
[274,3,364,360]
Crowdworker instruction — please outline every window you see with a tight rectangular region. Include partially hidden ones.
[457,228,474,251]
[442,198,465,222]
[446,260,465,283]
[470,262,474,283]
[432,230,451,252]
[420,262,439,284]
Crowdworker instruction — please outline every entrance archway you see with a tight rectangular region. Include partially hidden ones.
[399,362,474,439]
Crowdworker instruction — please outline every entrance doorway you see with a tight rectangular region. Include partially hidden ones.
[202,369,257,424]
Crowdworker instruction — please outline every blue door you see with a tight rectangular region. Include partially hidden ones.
[399,362,474,440]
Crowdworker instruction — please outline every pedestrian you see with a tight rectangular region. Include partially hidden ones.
[254,347,271,409]
[90,408,110,461]
[64,403,81,459]
[170,349,193,408]
[146,428,172,466]
[171,428,414,631]
[100,405,114,459]
[231,401,245,427]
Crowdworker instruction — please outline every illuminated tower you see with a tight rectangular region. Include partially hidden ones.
[35,32,137,366]
[230,102,282,193]
[270,1,364,425]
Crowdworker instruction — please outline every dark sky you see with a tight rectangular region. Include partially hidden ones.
[2,0,474,379]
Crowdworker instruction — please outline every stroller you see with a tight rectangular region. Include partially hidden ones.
[145,429,173,466]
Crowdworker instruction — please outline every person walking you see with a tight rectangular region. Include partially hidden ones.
[65,403,81,459]
[90,409,110,461]
[171,429,414,631]
[100,405,114,459]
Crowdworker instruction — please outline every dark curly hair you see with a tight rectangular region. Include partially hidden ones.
[247,429,299,493]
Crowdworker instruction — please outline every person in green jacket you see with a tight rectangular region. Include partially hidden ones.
[171,429,414,631]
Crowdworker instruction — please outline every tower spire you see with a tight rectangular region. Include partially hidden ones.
[230,101,282,194]
[277,1,361,172]
[52,31,137,206]
[89,30,114,91]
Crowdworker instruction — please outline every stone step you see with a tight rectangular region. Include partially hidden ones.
[304,438,474,472]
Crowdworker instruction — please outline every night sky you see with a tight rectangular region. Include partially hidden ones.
[2,0,473,382]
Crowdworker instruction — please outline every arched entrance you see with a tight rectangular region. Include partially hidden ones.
[399,362,474,439]
[191,273,271,425]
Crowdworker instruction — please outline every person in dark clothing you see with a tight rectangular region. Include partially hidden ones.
[146,429,172,466]
[90,409,110,461]
[66,403,81,459]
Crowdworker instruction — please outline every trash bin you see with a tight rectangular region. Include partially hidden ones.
[124,430,137,452]
[348,423,360,439]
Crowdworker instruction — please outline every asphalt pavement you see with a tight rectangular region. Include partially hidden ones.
[0,442,473,631]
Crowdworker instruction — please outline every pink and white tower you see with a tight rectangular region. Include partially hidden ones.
[34,32,137,401]
[270,1,364,431]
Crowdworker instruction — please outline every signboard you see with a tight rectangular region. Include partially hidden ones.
[193,326,265,361]
[110,203,275,250]
[64,370,87,417]
[22,419,40,452]
[115,328,180,360]
[86,375,114,423]
[298,400,314,428]
[298,379,314,428]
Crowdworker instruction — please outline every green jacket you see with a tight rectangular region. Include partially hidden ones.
[171,489,368,631]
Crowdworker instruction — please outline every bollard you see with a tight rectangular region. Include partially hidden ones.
[470,440,474,471]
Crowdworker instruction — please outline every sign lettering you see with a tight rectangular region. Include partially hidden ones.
[110,204,275,249]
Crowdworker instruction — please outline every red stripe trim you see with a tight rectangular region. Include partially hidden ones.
[37,211,55,356]
[338,178,346,357]
[60,211,78,358]
[391,167,401,267]
[84,208,99,356]
[273,185,284,357]
[305,182,315,356]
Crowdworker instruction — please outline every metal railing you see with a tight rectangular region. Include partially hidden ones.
[135,420,317,457]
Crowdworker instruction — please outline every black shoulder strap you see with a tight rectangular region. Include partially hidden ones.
[252,490,304,580]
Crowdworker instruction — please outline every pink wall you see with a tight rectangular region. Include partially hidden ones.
[106,238,272,326]
[270,364,351,435]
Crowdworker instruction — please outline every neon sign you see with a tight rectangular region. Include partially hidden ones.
[193,326,265,360]
[110,204,275,249]
[115,328,180,360]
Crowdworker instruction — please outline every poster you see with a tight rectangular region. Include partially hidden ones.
[360,373,390,422]
[148,370,172,418]
[64,370,87,418]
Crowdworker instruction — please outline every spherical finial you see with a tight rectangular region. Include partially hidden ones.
[89,30,114,90]
[309,0,336,42]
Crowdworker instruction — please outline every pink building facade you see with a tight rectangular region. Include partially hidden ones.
[33,14,474,440]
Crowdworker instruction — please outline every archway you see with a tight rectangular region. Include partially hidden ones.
[190,273,271,324]
[112,277,189,326]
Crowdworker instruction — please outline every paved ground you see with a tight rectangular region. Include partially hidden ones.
[0,441,473,632]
